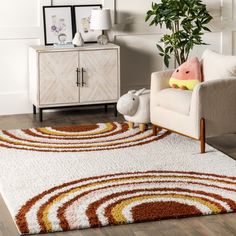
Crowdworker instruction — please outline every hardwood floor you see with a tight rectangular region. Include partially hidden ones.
[0,106,236,236]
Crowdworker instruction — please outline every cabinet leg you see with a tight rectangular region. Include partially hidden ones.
[39,108,43,122]
[114,103,117,117]
[33,105,36,115]
[105,104,108,113]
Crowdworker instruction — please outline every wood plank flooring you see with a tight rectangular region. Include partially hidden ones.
[0,106,236,236]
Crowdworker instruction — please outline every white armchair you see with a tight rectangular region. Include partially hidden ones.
[151,59,236,153]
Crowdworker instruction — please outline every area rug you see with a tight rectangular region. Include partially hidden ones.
[0,122,235,235]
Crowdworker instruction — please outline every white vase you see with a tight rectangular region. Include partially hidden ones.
[72,32,84,47]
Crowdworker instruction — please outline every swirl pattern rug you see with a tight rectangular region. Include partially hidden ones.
[0,122,235,235]
[0,122,168,152]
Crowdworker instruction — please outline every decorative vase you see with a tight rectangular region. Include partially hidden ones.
[72,32,84,47]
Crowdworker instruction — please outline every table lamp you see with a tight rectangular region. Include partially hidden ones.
[90,9,112,45]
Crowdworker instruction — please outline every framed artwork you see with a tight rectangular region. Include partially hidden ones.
[43,6,74,45]
[73,5,102,43]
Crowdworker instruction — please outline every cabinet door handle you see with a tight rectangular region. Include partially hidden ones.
[76,68,80,87]
[81,67,86,87]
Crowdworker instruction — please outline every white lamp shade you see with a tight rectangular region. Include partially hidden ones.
[90,9,112,30]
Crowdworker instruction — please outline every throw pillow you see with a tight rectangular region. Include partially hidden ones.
[169,57,202,90]
[201,49,236,81]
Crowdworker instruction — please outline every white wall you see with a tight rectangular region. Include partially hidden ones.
[0,0,235,115]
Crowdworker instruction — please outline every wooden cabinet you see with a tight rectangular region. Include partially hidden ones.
[29,44,120,121]
[39,51,79,105]
[79,50,118,103]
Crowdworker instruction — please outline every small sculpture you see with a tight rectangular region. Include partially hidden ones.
[72,32,84,47]
[117,88,150,132]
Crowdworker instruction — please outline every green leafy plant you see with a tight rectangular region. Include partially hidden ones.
[145,0,213,67]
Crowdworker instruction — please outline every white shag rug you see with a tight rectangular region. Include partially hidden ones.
[0,122,235,235]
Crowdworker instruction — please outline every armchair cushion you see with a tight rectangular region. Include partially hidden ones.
[155,88,192,115]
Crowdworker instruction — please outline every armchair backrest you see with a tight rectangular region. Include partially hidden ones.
[201,49,236,82]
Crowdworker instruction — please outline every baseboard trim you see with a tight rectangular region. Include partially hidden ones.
[0,91,32,116]
[0,85,150,116]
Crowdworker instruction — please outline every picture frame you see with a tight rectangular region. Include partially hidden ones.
[43,6,74,45]
[73,5,102,43]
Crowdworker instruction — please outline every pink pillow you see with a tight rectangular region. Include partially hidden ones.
[169,57,202,90]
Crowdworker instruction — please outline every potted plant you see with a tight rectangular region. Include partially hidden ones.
[145,0,213,67]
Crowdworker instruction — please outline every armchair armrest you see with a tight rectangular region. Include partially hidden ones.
[150,70,174,108]
[191,77,236,136]
[151,70,174,93]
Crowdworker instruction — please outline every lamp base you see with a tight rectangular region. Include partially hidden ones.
[97,34,109,45]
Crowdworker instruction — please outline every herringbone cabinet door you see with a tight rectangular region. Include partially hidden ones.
[39,52,79,105]
[79,50,118,103]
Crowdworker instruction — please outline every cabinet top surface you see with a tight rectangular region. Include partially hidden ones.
[30,43,119,52]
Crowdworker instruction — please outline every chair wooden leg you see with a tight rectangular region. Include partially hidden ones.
[200,118,205,154]
[152,124,158,136]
